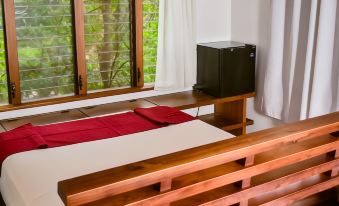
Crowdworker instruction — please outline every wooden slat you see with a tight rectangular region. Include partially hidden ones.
[72,0,87,95]
[200,158,339,206]
[261,176,339,206]
[58,112,339,205]
[87,139,338,206]
[126,140,339,205]
[241,155,255,189]
[79,99,155,117]
[3,0,21,104]
[0,109,87,130]
[174,154,332,206]
[135,0,144,87]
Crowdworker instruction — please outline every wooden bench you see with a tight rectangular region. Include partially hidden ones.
[0,91,255,135]
[58,112,339,206]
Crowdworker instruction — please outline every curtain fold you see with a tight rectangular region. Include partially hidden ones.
[154,0,196,91]
[259,0,339,122]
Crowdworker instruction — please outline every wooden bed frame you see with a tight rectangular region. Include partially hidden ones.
[58,112,339,205]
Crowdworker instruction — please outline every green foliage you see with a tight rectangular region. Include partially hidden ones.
[143,0,159,84]
[15,0,75,102]
[84,0,132,92]
[0,0,159,104]
[0,7,8,105]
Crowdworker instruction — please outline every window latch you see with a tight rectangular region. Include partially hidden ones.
[78,75,83,91]
[137,68,141,82]
[10,82,16,98]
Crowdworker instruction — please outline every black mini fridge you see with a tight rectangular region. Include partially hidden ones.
[195,41,256,98]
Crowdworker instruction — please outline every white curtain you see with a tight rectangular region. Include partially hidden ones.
[154,0,196,91]
[259,0,339,122]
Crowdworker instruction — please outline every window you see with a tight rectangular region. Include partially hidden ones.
[0,0,159,110]
[15,0,75,102]
[84,0,132,92]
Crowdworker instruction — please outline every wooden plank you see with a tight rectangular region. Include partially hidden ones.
[3,0,21,104]
[72,0,87,95]
[79,99,155,117]
[200,158,339,206]
[261,176,339,206]
[241,155,255,189]
[145,91,255,110]
[126,140,339,206]
[174,154,333,206]
[290,189,339,206]
[0,86,153,112]
[61,136,338,206]
[198,114,254,132]
[0,110,87,130]
[215,99,245,124]
[58,111,339,206]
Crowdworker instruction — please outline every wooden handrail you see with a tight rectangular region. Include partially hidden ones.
[58,112,339,206]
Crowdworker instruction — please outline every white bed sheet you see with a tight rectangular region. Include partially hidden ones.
[0,120,234,206]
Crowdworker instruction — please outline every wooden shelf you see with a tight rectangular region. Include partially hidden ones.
[198,114,253,132]
[0,90,255,135]
[145,90,255,110]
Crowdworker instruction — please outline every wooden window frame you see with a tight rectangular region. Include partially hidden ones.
[0,0,152,112]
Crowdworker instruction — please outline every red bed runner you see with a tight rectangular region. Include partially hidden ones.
[0,106,195,166]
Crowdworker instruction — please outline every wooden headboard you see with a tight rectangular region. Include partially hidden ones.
[58,112,339,205]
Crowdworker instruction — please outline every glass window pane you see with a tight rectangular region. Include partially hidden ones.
[15,0,75,102]
[0,6,8,105]
[84,0,132,92]
[143,0,159,84]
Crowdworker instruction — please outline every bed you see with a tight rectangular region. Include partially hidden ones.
[57,112,339,206]
[0,119,234,206]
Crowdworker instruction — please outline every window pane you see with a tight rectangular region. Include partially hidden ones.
[0,6,8,105]
[143,0,159,84]
[84,0,132,92]
[15,0,75,102]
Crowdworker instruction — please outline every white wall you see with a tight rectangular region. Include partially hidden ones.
[0,1,232,120]
[196,0,231,43]
[230,0,282,132]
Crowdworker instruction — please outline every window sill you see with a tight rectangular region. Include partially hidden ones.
[0,86,154,113]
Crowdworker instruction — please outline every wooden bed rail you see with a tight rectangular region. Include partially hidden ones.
[58,112,339,206]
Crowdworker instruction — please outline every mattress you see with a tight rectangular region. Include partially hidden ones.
[0,120,234,206]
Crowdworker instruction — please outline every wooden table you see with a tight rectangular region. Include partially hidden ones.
[0,91,255,135]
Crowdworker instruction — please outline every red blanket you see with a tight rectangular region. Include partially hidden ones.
[0,124,48,167]
[0,106,195,167]
[134,106,196,125]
